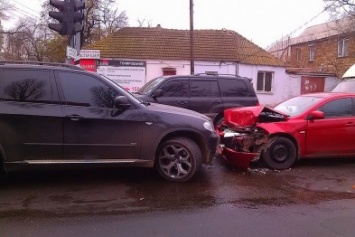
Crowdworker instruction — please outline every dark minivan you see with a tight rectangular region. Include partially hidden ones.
[134,74,259,126]
[0,61,219,182]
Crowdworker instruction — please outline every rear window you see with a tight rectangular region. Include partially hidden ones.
[0,69,55,103]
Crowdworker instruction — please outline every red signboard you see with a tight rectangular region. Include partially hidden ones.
[79,59,97,72]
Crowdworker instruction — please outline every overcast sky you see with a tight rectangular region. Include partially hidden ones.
[8,0,330,48]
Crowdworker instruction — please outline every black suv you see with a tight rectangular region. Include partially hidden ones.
[134,74,259,126]
[0,61,219,182]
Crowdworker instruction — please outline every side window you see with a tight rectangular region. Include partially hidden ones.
[57,72,119,108]
[318,98,353,118]
[159,80,188,97]
[219,79,248,97]
[0,69,55,103]
[190,80,219,97]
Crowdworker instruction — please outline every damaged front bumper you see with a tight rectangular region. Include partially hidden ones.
[217,128,268,170]
[217,106,287,170]
[219,145,259,170]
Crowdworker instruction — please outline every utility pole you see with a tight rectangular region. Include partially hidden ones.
[190,0,194,75]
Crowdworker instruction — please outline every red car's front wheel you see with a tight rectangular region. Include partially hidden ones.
[263,136,297,170]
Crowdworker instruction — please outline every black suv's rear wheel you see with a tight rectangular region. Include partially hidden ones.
[156,137,202,182]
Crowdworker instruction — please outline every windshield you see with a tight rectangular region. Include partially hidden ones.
[138,77,166,95]
[332,80,355,92]
[274,96,322,117]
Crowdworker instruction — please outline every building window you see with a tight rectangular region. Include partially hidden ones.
[309,44,315,62]
[296,48,301,63]
[338,38,348,57]
[257,71,273,92]
[162,67,176,76]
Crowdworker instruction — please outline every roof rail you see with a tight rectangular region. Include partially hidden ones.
[0,60,84,71]
[194,72,253,82]
[194,72,239,77]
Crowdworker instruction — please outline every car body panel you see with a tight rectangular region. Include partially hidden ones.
[224,106,288,128]
[0,101,63,162]
[305,116,355,156]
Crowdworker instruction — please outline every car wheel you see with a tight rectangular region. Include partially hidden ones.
[156,137,202,182]
[263,137,297,170]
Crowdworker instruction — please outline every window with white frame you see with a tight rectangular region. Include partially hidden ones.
[309,44,315,62]
[257,71,273,92]
[338,38,348,57]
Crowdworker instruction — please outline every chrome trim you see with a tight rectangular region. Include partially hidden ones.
[24,143,137,147]
[8,159,150,165]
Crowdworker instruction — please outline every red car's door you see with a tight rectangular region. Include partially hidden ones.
[305,97,355,156]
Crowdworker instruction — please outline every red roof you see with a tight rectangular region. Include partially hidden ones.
[85,27,284,67]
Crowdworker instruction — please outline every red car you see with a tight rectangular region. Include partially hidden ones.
[218,92,355,170]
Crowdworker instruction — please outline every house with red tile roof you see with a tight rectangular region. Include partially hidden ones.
[81,26,311,105]
[268,18,354,94]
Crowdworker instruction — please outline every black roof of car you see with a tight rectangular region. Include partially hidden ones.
[0,60,84,71]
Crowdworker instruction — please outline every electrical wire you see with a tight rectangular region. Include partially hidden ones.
[266,2,338,50]
[10,0,40,18]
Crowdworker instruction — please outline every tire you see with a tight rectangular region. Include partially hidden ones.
[155,137,202,182]
[263,137,297,170]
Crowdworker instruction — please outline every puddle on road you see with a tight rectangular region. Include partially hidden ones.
[1,159,355,217]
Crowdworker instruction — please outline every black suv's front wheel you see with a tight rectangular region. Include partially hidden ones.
[155,137,202,182]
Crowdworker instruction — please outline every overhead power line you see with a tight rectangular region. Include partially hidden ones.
[10,0,40,18]
[267,2,337,49]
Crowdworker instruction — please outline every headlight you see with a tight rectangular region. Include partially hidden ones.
[203,121,215,132]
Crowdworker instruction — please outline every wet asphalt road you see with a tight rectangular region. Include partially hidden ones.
[0,156,355,237]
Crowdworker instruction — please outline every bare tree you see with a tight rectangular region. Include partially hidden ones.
[1,0,128,62]
[40,0,128,46]
[0,0,14,57]
[0,0,14,21]
[2,18,66,62]
[324,0,355,18]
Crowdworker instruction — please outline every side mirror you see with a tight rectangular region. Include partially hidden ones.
[307,110,324,120]
[152,89,163,99]
[114,96,131,109]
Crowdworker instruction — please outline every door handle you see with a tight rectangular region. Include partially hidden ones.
[212,101,221,104]
[178,101,188,105]
[66,114,83,121]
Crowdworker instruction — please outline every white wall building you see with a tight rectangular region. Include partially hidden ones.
[84,27,337,107]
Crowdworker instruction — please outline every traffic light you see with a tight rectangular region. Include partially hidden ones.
[48,0,67,35]
[48,0,85,35]
[71,0,85,34]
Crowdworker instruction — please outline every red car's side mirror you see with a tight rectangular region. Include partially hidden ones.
[308,110,325,120]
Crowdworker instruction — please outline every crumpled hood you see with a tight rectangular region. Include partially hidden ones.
[224,106,288,128]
